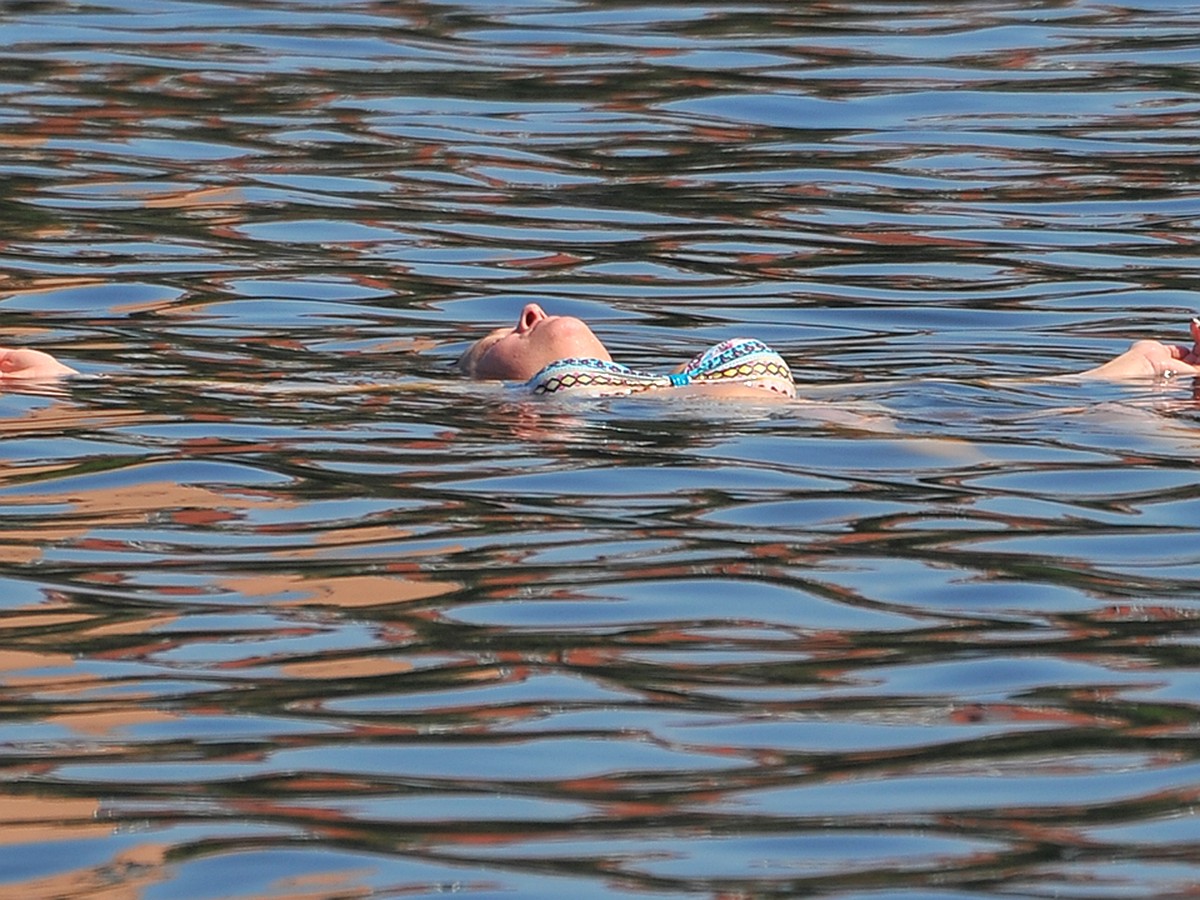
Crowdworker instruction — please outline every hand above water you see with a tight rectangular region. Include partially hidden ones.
[1079,319,1200,380]
[0,346,79,380]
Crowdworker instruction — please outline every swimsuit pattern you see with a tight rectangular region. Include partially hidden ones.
[527,338,794,397]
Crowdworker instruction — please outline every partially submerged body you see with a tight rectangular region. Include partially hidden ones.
[6,307,1200,393]
[455,303,794,400]
[454,304,1200,397]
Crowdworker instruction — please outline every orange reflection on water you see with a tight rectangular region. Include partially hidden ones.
[0,834,171,900]
[0,648,81,687]
[0,793,107,846]
[0,478,282,567]
[223,572,457,610]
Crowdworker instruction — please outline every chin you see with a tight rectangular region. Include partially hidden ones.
[536,316,607,361]
[476,317,608,381]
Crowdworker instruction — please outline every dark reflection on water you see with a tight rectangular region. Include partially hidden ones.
[3,0,1200,897]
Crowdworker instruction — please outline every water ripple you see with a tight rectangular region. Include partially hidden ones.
[2,0,1200,897]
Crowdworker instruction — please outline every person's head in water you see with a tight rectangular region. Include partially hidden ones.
[456,303,611,381]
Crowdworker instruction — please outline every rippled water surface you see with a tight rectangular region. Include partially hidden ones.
[3,1,1200,897]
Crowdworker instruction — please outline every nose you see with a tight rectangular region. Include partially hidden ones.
[516,303,547,334]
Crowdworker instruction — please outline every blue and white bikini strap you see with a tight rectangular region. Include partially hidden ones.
[526,338,794,397]
[527,357,668,395]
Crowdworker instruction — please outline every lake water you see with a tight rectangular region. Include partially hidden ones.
[2,1,1200,897]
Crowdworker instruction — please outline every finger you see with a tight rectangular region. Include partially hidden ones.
[1167,344,1200,365]
[1166,344,1194,360]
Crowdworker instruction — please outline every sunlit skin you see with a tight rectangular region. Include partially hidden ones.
[1072,318,1200,380]
[456,302,612,381]
[0,346,79,380]
[457,302,797,399]
[457,305,1200,387]
[4,316,1200,384]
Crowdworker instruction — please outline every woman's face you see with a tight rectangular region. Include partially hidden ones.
[458,303,611,380]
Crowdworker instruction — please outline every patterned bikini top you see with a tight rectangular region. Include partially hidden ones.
[526,338,795,398]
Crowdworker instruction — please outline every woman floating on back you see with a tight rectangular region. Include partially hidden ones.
[6,305,1200,389]
[455,304,1200,393]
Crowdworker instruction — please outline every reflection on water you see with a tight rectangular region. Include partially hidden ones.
[3,0,1200,896]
